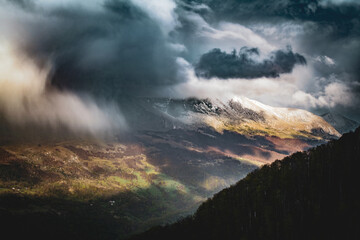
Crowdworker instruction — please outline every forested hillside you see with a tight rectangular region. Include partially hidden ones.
[132,127,360,240]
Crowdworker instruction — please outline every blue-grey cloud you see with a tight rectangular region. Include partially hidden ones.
[3,0,183,100]
[195,47,306,79]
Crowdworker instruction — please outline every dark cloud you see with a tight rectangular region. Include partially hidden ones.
[5,0,35,9]
[195,47,306,79]
[183,0,360,27]
[10,0,182,100]
[0,0,189,136]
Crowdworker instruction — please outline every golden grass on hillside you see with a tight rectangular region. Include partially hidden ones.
[0,142,196,203]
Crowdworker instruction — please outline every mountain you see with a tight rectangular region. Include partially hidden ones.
[131,127,360,240]
[126,97,340,166]
[139,97,340,140]
[321,112,359,134]
[0,96,341,239]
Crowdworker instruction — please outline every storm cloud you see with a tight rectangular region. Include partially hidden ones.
[2,0,182,98]
[0,0,359,136]
[195,47,306,79]
[0,0,183,136]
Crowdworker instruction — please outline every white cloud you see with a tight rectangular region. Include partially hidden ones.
[203,22,276,54]
[292,81,356,109]
[0,41,126,136]
[322,82,354,107]
[168,59,356,111]
[249,22,305,52]
[315,55,336,66]
[178,10,276,58]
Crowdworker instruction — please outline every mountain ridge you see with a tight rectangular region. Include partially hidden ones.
[321,112,359,134]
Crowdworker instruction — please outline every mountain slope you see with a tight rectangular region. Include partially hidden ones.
[145,97,340,139]
[132,127,360,240]
[0,142,195,239]
[321,112,359,134]
[131,96,340,166]
[0,139,257,239]
[0,96,343,239]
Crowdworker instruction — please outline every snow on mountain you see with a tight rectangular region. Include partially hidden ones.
[147,96,341,140]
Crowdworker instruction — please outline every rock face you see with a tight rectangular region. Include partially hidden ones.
[321,112,359,134]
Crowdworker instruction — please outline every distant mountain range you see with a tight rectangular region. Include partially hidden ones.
[0,96,343,239]
[321,112,359,134]
[132,127,360,240]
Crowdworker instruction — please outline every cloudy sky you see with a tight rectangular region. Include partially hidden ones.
[0,0,359,135]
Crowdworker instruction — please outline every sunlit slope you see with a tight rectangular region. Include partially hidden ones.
[0,142,196,200]
[0,143,187,197]
[0,137,259,237]
[149,97,340,139]
[0,142,204,237]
